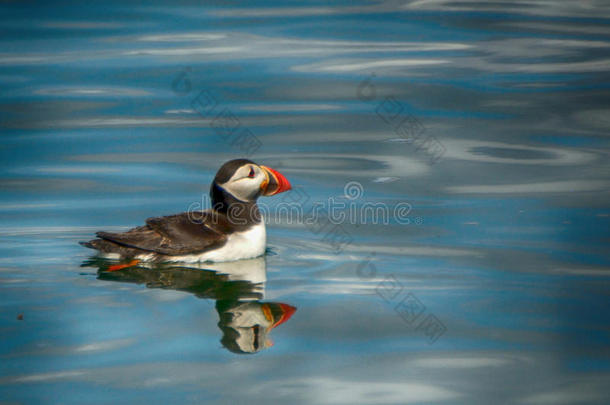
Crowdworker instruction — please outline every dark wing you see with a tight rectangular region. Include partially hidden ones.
[96,211,227,255]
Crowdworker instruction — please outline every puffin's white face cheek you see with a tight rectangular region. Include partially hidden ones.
[220,164,265,201]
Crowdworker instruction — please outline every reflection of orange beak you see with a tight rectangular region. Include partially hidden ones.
[260,166,292,196]
[270,303,297,329]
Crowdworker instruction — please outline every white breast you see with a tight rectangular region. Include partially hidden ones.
[159,220,267,263]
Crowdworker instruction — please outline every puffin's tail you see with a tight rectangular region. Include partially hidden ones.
[79,238,144,258]
[79,238,121,253]
[79,240,96,249]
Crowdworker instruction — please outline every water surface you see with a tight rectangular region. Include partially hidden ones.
[1,1,610,404]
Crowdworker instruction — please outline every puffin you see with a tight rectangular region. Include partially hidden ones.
[80,159,291,263]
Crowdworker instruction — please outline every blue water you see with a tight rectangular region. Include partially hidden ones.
[1,1,610,404]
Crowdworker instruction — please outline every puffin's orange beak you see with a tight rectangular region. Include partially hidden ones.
[260,165,291,196]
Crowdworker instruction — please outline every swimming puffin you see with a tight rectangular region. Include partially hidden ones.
[80,159,291,263]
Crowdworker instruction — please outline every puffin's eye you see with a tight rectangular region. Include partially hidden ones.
[247,167,255,178]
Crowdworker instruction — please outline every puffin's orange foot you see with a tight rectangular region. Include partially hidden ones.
[107,259,140,272]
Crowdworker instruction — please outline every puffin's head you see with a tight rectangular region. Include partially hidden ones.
[211,159,291,202]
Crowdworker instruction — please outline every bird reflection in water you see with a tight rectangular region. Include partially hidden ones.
[81,257,296,354]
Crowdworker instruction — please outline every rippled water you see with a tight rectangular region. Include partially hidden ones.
[1,1,610,404]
